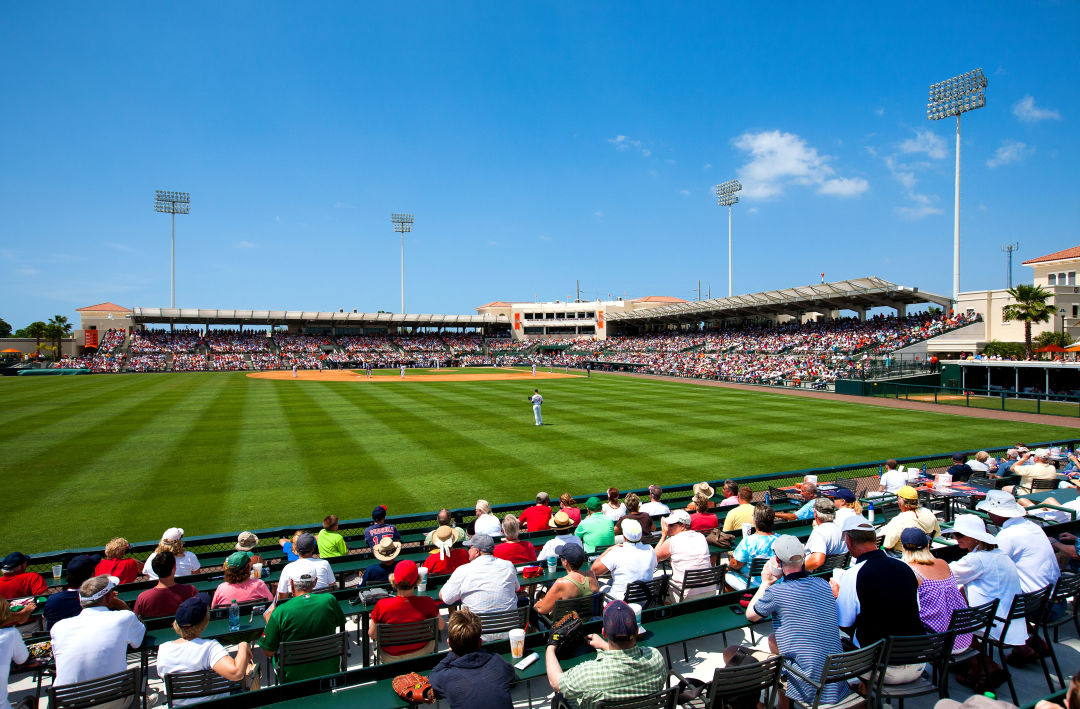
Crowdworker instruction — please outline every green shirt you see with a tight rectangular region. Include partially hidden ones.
[560,646,667,709]
[317,529,348,558]
[575,513,615,552]
[260,593,346,682]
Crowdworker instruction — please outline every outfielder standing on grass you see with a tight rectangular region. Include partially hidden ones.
[530,389,543,426]
[531,363,537,377]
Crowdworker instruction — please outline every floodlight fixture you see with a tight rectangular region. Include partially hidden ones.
[715,179,742,297]
[927,68,987,302]
[153,190,191,308]
[391,213,415,314]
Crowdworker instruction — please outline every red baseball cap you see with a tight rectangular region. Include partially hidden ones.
[393,560,419,587]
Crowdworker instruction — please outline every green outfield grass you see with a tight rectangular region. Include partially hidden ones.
[2,370,1077,553]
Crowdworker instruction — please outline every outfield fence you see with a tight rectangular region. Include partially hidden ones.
[24,437,1080,573]
[865,382,1080,418]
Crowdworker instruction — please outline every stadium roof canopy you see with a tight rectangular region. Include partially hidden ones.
[605,276,951,324]
[131,308,508,327]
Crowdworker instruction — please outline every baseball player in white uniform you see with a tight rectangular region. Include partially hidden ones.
[400,364,406,379]
[530,389,543,426]
[292,364,297,378]
[531,363,536,377]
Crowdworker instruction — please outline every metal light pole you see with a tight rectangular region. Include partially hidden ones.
[715,179,742,297]
[391,213,414,314]
[1002,242,1019,289]
[1060,308,1067,340]
[153,190,190,308]
[927,69,987,303]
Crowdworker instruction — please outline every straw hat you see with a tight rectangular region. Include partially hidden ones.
[372,536,402,562]
[693,482,715,499]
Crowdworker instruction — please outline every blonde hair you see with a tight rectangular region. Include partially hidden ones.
[104,537,130,559]
[692,493,710,511]
[155,538,185,556]
[901,547,936,566]
[172,611,210,640]
[976,451,989,463]
[475,499,491,514]
[0,598,11,626]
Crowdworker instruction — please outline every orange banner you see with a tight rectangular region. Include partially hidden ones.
[84,330,98,348]
[514,313,521,330]
[598,310,604,329]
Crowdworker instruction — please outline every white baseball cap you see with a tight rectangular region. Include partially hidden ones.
[621,519,643,542]
[839,515,875,534]
[664,510,692,527]
[161,527,184,543]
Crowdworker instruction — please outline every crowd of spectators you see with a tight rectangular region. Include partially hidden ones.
[442,334,484,353]
[126,354,168,372]
[129,328,203,354]
[212,354,248,371]
[172,354,209,372]
[205,329,270,354]
[98,328,127,352]
[273,333,332,354]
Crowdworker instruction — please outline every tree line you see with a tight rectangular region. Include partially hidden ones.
[0,315,74,360]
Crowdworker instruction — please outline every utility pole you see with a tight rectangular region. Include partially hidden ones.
[576,280,580,302]
[1002,243,1019,289]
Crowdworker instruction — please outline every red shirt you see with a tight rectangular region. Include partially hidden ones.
[560,507,582,524]
[494,540,537,564]
[371,595,440,655]
[0,572,47,600]
[518,505,553,533]
[689,512,719,532]
[422,549,470,576]
[132,583,197,618]
[95,558,141,585]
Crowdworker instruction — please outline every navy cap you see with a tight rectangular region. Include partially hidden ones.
[66,554,101,588]
[603,600,638,639]
[372,505,387,520]
[175,593,210,627]
[295,533,317,554]
[558,544,586,565]
[1,552,30,571]
[900,527,930,548]
[833,488,856,503]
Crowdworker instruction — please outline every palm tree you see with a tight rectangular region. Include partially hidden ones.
[25,321,47,357]
[1003,284,1053,360]
[47,315,72,362]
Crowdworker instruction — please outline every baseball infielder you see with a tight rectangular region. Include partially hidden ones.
[530,389,543,426]
[366,364,372,378]
[400,364,406,379]
[531,363,536,377]
[292,364,297,378]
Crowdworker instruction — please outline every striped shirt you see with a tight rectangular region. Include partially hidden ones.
[753,575,848,705]
[559,645,666,709]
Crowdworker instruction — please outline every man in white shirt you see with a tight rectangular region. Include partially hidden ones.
[276,533,336,600]
[977,491,1060,593]
[1004,449,1062,495]
[591,519,657,601]
[440,535,520,613]
[50,575,146,689]
[877,459,907,494]
[639,485,671,517]
[537,513,584,562]
[804,498,847,572]
[530,389,543,426]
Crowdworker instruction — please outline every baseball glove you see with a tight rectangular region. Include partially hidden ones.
[392,672,436,704]
[548,610,586,658]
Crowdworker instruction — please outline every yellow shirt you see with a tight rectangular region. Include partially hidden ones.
[722,503,755,532]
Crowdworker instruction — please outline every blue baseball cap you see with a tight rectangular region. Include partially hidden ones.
[175,593,210,628]
[900,527,930,548]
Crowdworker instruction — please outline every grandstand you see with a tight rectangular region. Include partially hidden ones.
[8,442,1078,709]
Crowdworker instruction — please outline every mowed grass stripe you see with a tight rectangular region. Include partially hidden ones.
[3,372,1080,554]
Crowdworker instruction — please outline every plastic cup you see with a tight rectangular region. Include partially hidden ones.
[547,556,558,572]
[51,565,62,580]
[741,523,753,537]
[250,563,263,580]
[509,628,525,659]
[417,567,429,592]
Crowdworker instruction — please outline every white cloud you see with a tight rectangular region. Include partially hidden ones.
[703,163,712,170]
[746,207,759,214]
[593,210,605,218]
[487,240,499,247]
[18,267,40,276]
[731,130,868,199]
[987,140,1032,168]
[538,234,551,241]
[679,189,691,196]
[237,240,257,249]
[333,201,346,209]
[103,242,134,253]
[899,129,946,160]
[607,135,651,157]
[875,107,885,117]
[274,216,280,222]
[885,155,942,220]
[1013,95,1061,122]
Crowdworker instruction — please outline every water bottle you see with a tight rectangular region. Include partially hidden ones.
[764,492,771,508]
[868,502,875,525]
[229,599,240,630]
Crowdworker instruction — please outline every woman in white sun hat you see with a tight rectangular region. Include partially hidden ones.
[144,527,201,580]
[948,514,1026,647]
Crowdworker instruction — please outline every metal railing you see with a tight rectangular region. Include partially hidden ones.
[870,383,1080,418]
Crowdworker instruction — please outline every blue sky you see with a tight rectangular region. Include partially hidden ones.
[2,2,1078,329]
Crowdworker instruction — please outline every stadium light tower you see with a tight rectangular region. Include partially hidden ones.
[391,213,414,314]
[927,68,987,303]
[154,190,190,308]
[715,179,742,297]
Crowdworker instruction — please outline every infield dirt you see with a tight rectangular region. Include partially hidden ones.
[246,368,582,382]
